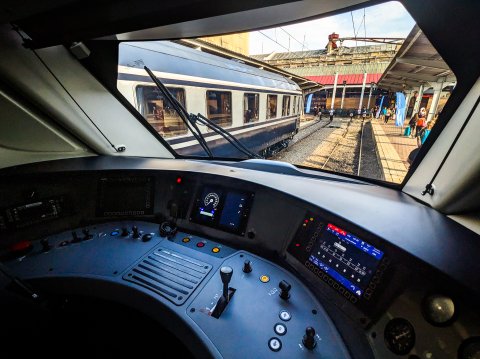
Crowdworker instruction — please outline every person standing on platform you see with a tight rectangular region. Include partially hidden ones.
[415,107,427,147]
[329,108,334,122]
[381,106,387,122]
[409,113,418,138]
[385,107,392,123]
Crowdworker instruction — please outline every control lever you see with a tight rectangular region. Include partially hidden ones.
[242,260,252,273]
[132,226,140,239]
[303,327,317,350]
[40,238,51,252]
[211,266,236,318]
[279,280,291,300]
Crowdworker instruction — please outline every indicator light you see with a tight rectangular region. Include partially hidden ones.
[304,219,309,223]
[260,275,270,283]
[182,237,190,243]
[310,217,314,221]
[295,243,300,247]
[212,247,220,253]
[176,177,182,184]
[196,242,205,248]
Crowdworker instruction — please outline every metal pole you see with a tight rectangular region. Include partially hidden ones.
[427,79,445,123]
[366,82,374,109]
[331,72,339,110]
[340,81,347,110]
[413,83,425,115]
[358,72,367,112]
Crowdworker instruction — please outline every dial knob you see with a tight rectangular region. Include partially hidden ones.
[279,280,291,300]
[132,226,140,239]
[82,228,93,241]
[40,238,51,252]
[142,233,153,242]
[242,260,252,273]
[71,231,81,243]
[303,327,317,350]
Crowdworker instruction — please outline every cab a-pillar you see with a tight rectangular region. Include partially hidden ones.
[427,78,446,122]
[403,89,413,117]
[358,72,367,112]
[330,72,339,110]
[366,82,375,110]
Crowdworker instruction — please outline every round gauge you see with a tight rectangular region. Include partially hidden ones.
[384,318,416,355]
[204,193,220,208]
[458,337,480,359]
[422,294,455,326]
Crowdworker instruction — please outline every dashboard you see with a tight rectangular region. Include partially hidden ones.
[1,157,480,358]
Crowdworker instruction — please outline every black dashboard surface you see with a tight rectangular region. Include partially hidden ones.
[2,156,480,295]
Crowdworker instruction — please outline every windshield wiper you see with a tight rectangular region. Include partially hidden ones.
[144,66,261,159]
[144,66,213,158]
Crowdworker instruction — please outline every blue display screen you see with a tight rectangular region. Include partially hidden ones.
[309,223,384,297]
[191,186,253,234]
[218,191,248,230]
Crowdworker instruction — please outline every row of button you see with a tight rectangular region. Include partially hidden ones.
[181,237,221,253]
[269,313,290,351]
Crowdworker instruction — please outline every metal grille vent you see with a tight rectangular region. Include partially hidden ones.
[124,248,212,305]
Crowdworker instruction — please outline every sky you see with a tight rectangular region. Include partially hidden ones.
[248,1,415,55]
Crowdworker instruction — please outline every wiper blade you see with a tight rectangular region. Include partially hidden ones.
[193,113,262,159]
[143,66,213,158]
[144,66,261,160]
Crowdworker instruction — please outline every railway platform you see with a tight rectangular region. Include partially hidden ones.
[371,119,417,183]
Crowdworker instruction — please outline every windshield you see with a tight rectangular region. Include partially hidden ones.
[116,1,455,184]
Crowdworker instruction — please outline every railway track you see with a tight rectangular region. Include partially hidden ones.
[320,117,366,176]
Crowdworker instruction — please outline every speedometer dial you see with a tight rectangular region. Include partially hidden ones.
[204,192,220,208]
[384,318,415,355]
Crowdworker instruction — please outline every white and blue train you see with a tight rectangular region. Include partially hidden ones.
[117,41,303,157]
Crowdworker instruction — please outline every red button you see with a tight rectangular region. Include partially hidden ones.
[196,242,205,248]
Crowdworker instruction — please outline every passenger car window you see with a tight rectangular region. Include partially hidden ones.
[282,96,291,116]
[244,93,259,123]
[206,91,232,127]
[135,86,187,138]
[267,95,277,119]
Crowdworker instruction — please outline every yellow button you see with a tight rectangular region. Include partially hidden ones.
[182,237,190,243]
[260,275,270,283]
[212,247,220,253]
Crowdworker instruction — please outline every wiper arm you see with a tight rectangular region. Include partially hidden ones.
[144,66,261,160]
[143,66,213,158]
[193,113,262,159]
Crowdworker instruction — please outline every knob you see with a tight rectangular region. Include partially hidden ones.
[159,221,177,239]
[220,266,233,302]
[40,238,51,252]
[82,228,93,241]
[142,233,153,242]
[71,231,81,243]
[242,260,252,273]
[302,327,317,350]
[121,227,129,237]
[279,280,291,300]
[132,226,140,239]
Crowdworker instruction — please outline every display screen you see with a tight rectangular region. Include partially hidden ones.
[308,223,384,297]
[190,185,253,234]
[2,196,67,230]
[97,176,154,216]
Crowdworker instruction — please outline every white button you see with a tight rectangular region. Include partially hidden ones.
[268,337,282,352]
[274,323,287,336]
[279,310,291,321]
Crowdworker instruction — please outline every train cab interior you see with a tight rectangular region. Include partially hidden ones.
[0,0,479,358]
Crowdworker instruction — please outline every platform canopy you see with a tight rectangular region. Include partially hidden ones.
[377,25,456,92]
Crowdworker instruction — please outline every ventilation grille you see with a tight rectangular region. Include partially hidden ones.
[124,248,212,305]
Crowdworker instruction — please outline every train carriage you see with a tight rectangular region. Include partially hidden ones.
[117,41,303,157]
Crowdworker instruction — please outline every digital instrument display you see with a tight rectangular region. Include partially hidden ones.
[97,176,154,216]
[190,185,254,235]
[288,212,386,301]
[308,223,383,297]
[1,196,68,231]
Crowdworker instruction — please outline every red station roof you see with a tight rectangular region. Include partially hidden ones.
[306,73,382,85]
